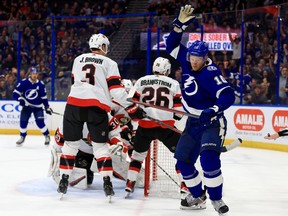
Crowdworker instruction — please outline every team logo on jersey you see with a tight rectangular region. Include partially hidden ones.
[25,88,38,100]
[183,74,198,96]
[207,66,217,71]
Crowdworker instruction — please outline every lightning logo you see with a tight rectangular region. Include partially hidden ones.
[183,74,198,96]
[25,88,38,100]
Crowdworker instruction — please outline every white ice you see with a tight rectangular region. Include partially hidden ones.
[1,134,288,216]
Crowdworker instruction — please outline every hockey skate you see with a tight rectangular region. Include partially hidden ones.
[125,179,136,198]
[44,135,50,145]
[103,176,115,202]
[57,174,69,199]
[180,191,207,210]
[180,183,191,200]
[16,136,25,146]
[211,199,229,215]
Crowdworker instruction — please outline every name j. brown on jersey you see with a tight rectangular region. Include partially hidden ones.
[79,57,103,64]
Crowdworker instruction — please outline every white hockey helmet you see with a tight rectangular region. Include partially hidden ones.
[89,33,110,54]
[121,79,133,92]
[152,57,171,76]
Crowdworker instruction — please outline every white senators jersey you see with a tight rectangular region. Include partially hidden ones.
[132,75,182,128]
[54,113,122,155]
[67,53,132,112]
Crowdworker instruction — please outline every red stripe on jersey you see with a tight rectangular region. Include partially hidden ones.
[97,157,111,162]
[59,165,74,169]
[62,154,76,160]
[173,103,182,107]
[129,166,141,172]
[107,75,121,82]
[132,92,140,101]
[109,85,124,91]
[139,120,175,128]
[98,166,113,172]
[109,137,121,145]
[67,96,110,112]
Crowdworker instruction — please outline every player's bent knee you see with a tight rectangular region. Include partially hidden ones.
[200,150,221,172]
[131,151,147,162]
[62,140,81,155]
[176,160,196,176]
[91,142,110,158]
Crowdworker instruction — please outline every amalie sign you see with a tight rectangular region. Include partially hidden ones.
[234,109,265,131]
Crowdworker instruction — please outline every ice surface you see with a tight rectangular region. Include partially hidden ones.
[1,134,288,216]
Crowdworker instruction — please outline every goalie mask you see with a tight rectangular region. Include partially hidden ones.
[152,57,171,76]
[89,33,110,54]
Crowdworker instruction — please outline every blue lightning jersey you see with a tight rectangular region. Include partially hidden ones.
[13,78,49,108]
[166,31,235,116]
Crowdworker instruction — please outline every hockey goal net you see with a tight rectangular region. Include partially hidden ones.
[144,140,181,198]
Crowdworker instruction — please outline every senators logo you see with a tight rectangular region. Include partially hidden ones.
[234,109,264,131]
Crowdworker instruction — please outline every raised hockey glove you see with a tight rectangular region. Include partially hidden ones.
[199,105,221,127]
[125,103,146,120]
[173,5,195,31]
[18,98,25,106]
[45,107,53,115]
[173,113,183,121]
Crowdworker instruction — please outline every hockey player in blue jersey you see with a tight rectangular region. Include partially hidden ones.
[165,5,235,216]
[13,67,53,146]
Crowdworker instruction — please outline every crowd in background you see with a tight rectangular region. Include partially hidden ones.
[0,0,288,104]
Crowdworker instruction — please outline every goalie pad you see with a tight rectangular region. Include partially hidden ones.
[69,167,88,189]
[111,153,145,187]
[47,145,60,177]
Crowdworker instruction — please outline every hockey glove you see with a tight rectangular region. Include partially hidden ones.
[18,98,25,106]
[173,113,183,121]
[199,105,220,127]
[45,107,53,115]
[120,125,132,142]
[173,5,195,31]
[125,103,146,120]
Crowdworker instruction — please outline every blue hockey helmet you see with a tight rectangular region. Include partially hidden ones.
[188,40,209,57]
[30,67,37,74]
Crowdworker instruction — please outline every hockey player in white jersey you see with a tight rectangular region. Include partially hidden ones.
[125,57,187,197]
[57,33,146,199]
[49,113,144,189]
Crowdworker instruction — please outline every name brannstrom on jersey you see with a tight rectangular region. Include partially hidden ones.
[140,79,172,88]
[80,57,103,64]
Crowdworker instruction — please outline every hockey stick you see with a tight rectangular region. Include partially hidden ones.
[145,115,183,134]
[52,111,64,116]
[150,156,181,188]
[127,98,199,118]
[221,138,242,152]
[112,99,182,134]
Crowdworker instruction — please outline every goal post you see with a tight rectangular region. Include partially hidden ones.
[144,140,181,198]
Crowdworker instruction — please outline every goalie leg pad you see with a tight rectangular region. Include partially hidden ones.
[69,167,88,189]
[75,150,94,185]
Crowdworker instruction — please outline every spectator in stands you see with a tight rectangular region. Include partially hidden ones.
[0,77,6,99]
[244,84,268,104]
[278,65,288,104]
[229,33,241,68]
[5,73,16,99]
